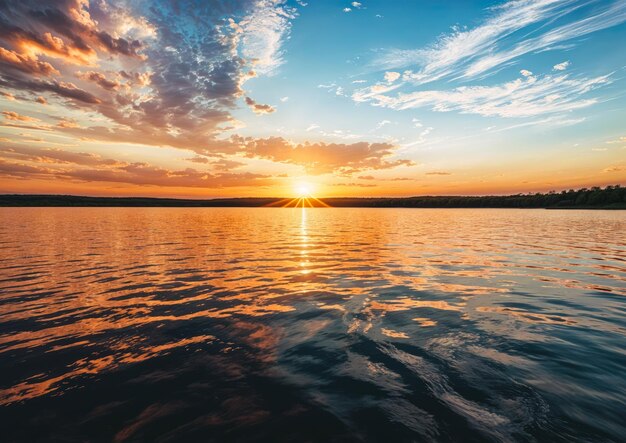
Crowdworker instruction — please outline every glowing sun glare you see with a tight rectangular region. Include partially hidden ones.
[295,182,313,197]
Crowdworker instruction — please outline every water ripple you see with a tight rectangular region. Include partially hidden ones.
[0,208,624,442]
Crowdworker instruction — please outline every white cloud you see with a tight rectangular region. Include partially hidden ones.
[319,82,347,96]
[384,71,401,83]
[238,1,296,75]
[375,120,391,129]
[606,136,626,144]
[412,118,423,127]
[351,2,363,8]
[520,69,533,77]
[372,0,626,85]
[306,123,319,131]
[353,71,612,118]
[280,96,289,102]
[553,61,570,71]
[352,79,367,84]
[343,7,351,13]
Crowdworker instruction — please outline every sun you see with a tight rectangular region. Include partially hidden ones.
[295,181,314,197]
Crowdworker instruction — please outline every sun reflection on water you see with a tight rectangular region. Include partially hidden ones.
[0,208,625,441]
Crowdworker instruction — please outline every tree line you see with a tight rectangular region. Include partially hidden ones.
[0,185,624,208]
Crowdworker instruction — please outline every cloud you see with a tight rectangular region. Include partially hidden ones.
[0,47,59,76]
[606,136,626,144]
[57,118,79,128]
[343,8,352,13]
[236,1,296,75]
[353,71,612,118]
[77,71,120,90]
[0,147,270,188]
[2,111,38,122]
[602,164,624,173]
[0,0,416,184]
[372,0,626,84]
[185,156,245,171]
[0,0,292,150]
[351,2,363,8]
[384,71,401,83]
[425,171,452,176]
[280,96,289,102]
[1,91,16,100]
[186,156,210,164]
[553,61,570,71]
[245,96,275,114]
[244,137,413,174]
[36,96,47,104]
[332,182,377,187]
[0,146,122,166]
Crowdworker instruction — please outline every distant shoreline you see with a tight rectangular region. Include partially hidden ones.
[1,187,624,209]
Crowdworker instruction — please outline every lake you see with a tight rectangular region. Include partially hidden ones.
[0,208,624,442]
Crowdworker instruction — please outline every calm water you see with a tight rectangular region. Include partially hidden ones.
[0,208,625,442]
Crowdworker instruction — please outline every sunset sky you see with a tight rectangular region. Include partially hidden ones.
[0,0,625,198]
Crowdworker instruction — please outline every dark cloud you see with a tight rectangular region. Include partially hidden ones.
[425,171,452,176]
[0,73,101,104]
[77,71,120,90]
[0,0,144,60]
[245,96,275,114]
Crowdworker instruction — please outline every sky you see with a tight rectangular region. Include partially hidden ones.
[0,0,625,198]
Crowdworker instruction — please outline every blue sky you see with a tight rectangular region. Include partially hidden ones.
[0,0,625,197]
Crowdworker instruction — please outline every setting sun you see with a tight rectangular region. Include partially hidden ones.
[295,182,314,197]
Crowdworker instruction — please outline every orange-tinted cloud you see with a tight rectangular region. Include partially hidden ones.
[0,0,415,193]
[0,146,272,189]
[244,137,414,174]
[0,47,59,76]
[2,111,38,122]
[77,71,120,90]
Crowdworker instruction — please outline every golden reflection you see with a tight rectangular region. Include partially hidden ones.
[264,196,330,208]
[0,207,624,405]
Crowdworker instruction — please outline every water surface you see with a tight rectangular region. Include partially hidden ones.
[1,208,625,442]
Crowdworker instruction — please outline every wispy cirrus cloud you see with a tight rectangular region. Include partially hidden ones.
[353,70,612,118]
[236,0,296,75]
[373,0,626,84]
